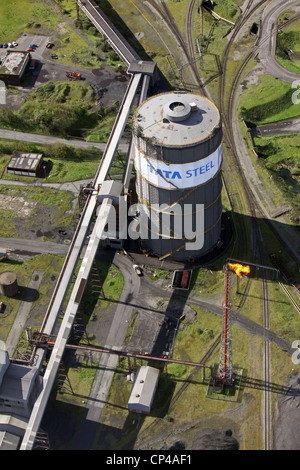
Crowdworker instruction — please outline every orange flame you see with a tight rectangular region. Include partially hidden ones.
[228,263,250,278]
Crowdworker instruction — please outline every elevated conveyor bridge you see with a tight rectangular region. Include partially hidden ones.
[20,0,155,450]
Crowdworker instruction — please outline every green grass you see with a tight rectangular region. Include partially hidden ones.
[276,21,300,74]
[0,80,123,141]
[0,254,65,342]
[210,0,240,21]
[0,138,127,183]
[0,184,76,238]
[0,155,11,177]
[190,267,224,297]
[251,133,300,213]
[268,280,300,344]
[77,260,124,326]
[167,0,193,33]
[173,306,222,363]
[239,74,300,125]
[0,0,60,41]
[50,23,103,68]
[13,80,98,137]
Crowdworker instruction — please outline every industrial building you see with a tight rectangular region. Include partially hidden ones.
[132,91,223,261]
[0,349,42,449]
[128,366,160,414]
[6,152,44,177]
[0,51,30,85]
[0,350,41,418]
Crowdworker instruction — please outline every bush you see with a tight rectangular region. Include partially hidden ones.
[167,363,187,378]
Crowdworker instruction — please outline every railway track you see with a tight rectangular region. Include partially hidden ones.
[279,281,300,314]
[221,1,271,447]
[136,333,221,441]
[219,0,268,115]
[218,3,300,450]
[262,267,271,450]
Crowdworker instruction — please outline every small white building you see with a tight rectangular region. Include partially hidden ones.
[128,366,160,415]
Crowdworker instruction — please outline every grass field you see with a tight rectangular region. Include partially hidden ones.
[0,0,60,42]
[50,23,104,68]
[0,254,65,343]
[0,138,128,183]
[252,133,300,195]
[276,19,300,74]
[239,74,300,125]
[0,184,77,239]
[12,80,98,137]
[0,80,123,141]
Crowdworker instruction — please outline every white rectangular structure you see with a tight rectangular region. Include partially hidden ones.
[128,366,160,415]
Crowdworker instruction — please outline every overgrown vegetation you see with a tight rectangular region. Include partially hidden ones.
[0,0,59,41]
[239,75,300,125]
[0,81,123,141]
[276,29,300,73]
[252,133,300,217]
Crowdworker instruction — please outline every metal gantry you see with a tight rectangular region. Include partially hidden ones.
[217,264,233,383]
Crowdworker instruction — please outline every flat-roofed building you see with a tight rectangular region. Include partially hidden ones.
[0,51,30,85]
[0,350,42,418]
[128,366,160,414]
[0,350,41,418]
[7,152,43,177]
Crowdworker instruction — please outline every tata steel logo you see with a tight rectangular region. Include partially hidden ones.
[147,159,215,180]
[135,145,222,190]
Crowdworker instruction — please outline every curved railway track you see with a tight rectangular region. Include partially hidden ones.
[27,0,300,445]
[153,0,299,451]
[214,5,300,451]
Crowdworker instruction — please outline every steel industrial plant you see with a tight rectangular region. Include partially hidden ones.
[133,91,223,261]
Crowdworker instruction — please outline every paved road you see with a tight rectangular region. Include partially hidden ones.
[0,128,129,152]
[5,270,44,357]
[0,237,69,255]
[252,117,300,136]
[0,177,93,195]
[72,253,141,450]
[146,284,293,356]
[258,0,300,83]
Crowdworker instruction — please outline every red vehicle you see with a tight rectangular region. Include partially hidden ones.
[66,71,81,80]
[26,47,33,52]
[180,270,190,289]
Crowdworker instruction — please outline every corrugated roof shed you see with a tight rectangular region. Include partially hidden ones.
[7,152,43,176]
[7,153,43,171]
[128,366,160,414]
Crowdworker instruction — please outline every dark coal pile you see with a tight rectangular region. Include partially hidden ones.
[168,440,186,450]
[192,429,239,450]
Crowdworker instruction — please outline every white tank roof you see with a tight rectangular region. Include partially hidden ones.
[134,91,221,147]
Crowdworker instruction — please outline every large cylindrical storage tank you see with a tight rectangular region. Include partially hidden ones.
[132,91,223,261]
[0,271,18,297]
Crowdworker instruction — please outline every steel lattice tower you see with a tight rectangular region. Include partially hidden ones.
[217,265,233,382]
